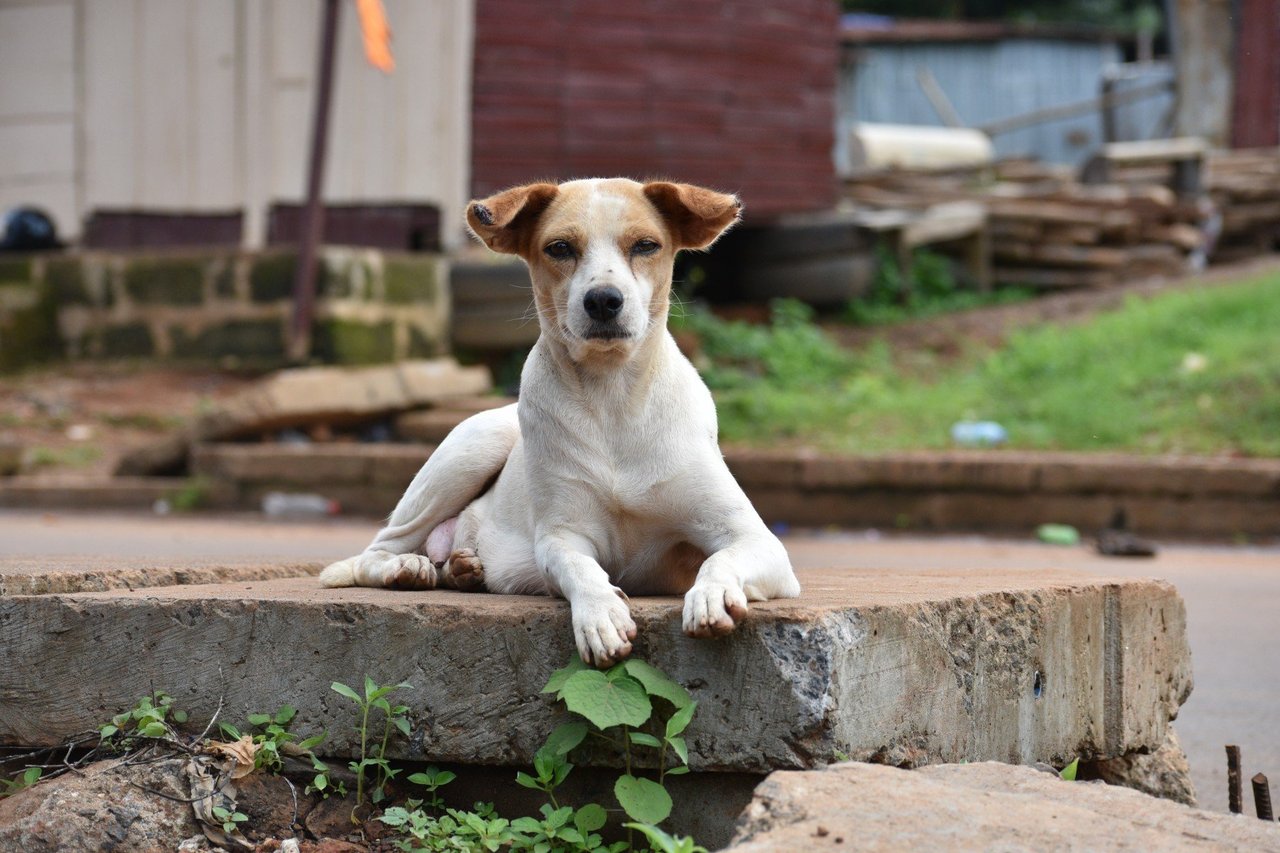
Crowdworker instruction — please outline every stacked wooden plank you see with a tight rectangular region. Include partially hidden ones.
[844,161,1204,289]
[1206,148,1280,257]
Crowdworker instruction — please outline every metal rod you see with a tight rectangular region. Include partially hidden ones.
[980,79,1173,137]
[915,66,965,129]
[1254,773,1275,821]
[289,0,341,362]
[1227,745,1243,814]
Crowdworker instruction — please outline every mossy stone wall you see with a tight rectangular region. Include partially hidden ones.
[0,248,449,371]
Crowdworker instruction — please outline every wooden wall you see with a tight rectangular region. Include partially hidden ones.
[470,0,839,219]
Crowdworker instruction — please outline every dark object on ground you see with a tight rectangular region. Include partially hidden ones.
[1096,508,1158,557]
[1229,744,1244,814]
[0,207,60,251]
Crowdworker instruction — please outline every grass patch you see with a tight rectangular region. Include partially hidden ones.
[677,270,1280,456]
[26,445,103,469]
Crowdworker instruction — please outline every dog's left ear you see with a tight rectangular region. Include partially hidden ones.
[466,182,560,256]
[643,182,742,250]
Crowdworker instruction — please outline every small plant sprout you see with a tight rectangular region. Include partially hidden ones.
[211,805,249,836]
[99,691,188,746]
[0,766,41,798]
[331,676,412,812]
[625,822,710,853]
[406,765,457,812]
[1060,758,1080,781]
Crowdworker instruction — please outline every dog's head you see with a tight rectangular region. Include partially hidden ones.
[466,178,740,366]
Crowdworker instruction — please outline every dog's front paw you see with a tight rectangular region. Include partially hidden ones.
[573,591,637,668]
[683,580,749,638]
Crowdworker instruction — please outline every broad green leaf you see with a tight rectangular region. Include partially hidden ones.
[275,705,296,724]
[363,675,377,700]
[665,765,691,776]
[621,660,692,709]
[665,701,697,738]
[514,771,542,790]
[299,734,325,750]
[511,816,542,833]
[219,723,242,740]
[629,732,662,749]
[312,773,327,791]
[560,671,651,730]
[575,803,607,834]
[545,805,573,828]
[435,770,457,785]
[22,767,41,785]
[1060,758,1079,782]
[559,828,585,844]
[668,735,689,765]
[141,721,166,738]
[542,721,588,756]
[331,682,360,703]
[542,656,590,696]
[172,710,188,723]
[614,774,672,824]
[247,714,271,726]
[393,716,411,737]
[99,725,117,738]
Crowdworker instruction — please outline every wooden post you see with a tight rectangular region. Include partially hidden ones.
[289,0,341,363]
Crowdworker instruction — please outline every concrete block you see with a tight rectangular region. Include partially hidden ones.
[249,253,295,303]
[384,255,441,304]
[723,449,809,489]
[311,318,397,365]
[725,762,1279,852]
[0,556,320,596]
[121,257,204,305]
[98,322,155,358]
[0,567,1191,779]
[169,319,286,362]
[801,452,1040,492]
[192,360,492,440]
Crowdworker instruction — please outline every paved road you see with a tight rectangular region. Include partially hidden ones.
[1,509,1276,812]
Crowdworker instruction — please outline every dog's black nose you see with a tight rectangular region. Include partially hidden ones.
[583,286,624,322]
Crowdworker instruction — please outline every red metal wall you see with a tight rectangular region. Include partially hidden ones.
[1231,0,1280,147]
[470,0,839,219]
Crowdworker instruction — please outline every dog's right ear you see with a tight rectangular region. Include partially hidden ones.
[466,183,559,256]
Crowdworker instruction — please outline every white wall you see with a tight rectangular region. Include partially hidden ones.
[0,0,474,247]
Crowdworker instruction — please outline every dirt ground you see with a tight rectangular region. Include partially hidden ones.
[0,364,257,478]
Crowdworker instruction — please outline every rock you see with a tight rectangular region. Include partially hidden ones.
[726,761,1280,851]
[114,432,192,477]
[0,758,200,852]
[194,360,491,441]
[393,396,515,443]
[1090,724,1198,806]
[0,566,1191,776]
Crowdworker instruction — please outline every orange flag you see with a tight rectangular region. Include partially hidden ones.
[355,0,394,73]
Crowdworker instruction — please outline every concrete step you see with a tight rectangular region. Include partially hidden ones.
[0,565,1190,778]
[187,442,1280,538]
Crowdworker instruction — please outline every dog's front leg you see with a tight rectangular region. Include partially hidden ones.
[537,531,637,667]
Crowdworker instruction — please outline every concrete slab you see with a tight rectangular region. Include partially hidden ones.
[0,555,320,596]
[726,761,1280,852]
[0,566,1191,778]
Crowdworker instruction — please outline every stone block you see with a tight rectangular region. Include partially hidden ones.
[0,440,21,476]
[43,257,90,305]
[384,254,441,304]
[121,257,204,305]
[406,323,443,358]
[249,253,295,303]
[311,318,397,364]
[725,762,1279,852]
[0,257,33,286]
[0,568,1191,778]
[169,319,286,362]
[724,449,809,489]
[1090,724,1197,806]
[99,322,155,358]
[801,452,1040,492]
[0,283,60,371]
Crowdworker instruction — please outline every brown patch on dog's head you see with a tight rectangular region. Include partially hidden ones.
[642,182,742,250]
[465,183,560,256]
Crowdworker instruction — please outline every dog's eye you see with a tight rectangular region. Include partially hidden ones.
[544,240,575,260]
[631,239,660,256]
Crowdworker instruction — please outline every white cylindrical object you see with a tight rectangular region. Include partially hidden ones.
[849,123,995,171]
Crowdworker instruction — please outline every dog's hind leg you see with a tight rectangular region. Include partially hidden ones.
[319,404,519,589]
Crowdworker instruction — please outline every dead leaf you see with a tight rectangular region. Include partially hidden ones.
[206,735,260,779]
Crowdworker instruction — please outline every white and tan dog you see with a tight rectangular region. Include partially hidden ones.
[320,178,801,666]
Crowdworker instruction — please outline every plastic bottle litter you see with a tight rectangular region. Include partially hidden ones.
[1036,523,1080,547]
[262,492,340,518]
[950,420,1008,447]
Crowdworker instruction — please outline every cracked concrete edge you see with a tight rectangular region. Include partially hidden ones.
[0,573,1191,775]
